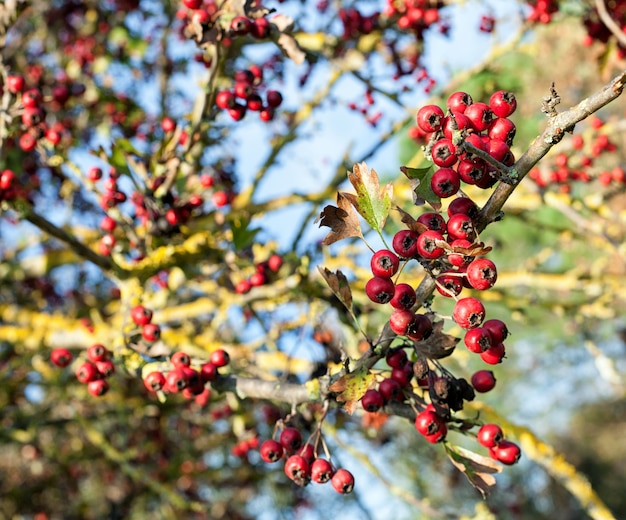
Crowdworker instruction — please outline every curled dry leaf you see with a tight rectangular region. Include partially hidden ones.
[395,206,429,234]
[315,192,363,246]
[414,320,458,359]
[317,267,353,312]
[446,444,502,498]
[271,14,306,65]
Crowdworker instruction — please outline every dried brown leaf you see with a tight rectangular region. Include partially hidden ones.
[395,206,428,234]
[271,14,306,65]
[317,267,353,312]
[446,444,502,498]
[315,192,363,246]
[414,320,458,359]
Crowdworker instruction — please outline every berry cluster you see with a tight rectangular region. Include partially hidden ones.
[477,423,521,465]
[234,253,284,294]
[259,425,355,494]
[525,0,559,24]
[582,2,626,56]
[51,344,115,397]
[215,67,283,122]
[529,117,624,191]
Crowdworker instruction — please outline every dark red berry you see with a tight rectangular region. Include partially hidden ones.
[482,319,509,343]
[266,90,283,108]
[392,229,419,258]
[260,439,284,463]
[416,212,446,232]
[370,249,400,278]
[280,427,302,453]
[199,362,218,382]
[431,167,460,198]
[447,213,476,241]
[447,197,479,219]
[230,15,253,35]
[389,309,416,336]
[361,389,384,412]
[385,347,408,369]
[416,230,445,259]
[471,369,496,392]
[365,276,395,304]
[389,283,416,310]
[378,378,402,402]
[435,273,463,297]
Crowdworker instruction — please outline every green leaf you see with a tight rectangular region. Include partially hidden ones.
[229,215,262,251]
[400,164,440,210]
[345,162,393,234]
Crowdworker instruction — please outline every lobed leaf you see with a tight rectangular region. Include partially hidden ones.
[345,162,393,234]
[316,192,363,245]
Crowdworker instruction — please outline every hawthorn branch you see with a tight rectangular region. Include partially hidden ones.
[595,0,626,49]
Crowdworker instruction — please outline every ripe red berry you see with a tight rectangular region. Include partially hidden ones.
[161,117,176,133]
[171,351,191,367]
[442,112,474,139]
[392,229,419,258]
[235,279,252,294]
[284,454,310,485]
[365,276,395,304]
[415,409,444,436]
[389,283,417,310]
[230,15,253,35]
[477,423,504,448]
[447,197,478,219]
[424,422,448,443]
[87,379,109,397]
[447,91,473,114]
[482,318,509,343]
[487,139,515,166]
[331,468,355,494]
[431,138,458,168]
[464,102,493,132]
[447,238,473,267]
[416,230,445,259]
[488,117,516,146]
[131,305,153,326]
[267,254,283,272]
[361,388,385,412]
[142,323,161,343]
[280,427,303,453]
[378,377,402,402]
[406,313,432,341]
[311,458,334,484]
[416,212,446,232]
[416,104,445,133]
[182,0,202,8]
[489,90,517,118]
[464,327,493,353]
[386,347,408,369]
[215,90,235,110]
[210,348,230,367]
[144,371,166,392]
[457,159,487,185]
[466,257,498,290]
[489,439,521,465]
[87,166,103,181]
[480,342,506,364]
[76,362,99,383]
[6,74,25,94]
[96,359,115,378]
[389,309,416,336]
[87,343,108,363]
[471,369,496,392]
[436,273,463,298]
[199,362,218,382]
[252,17,271,39]
[431,167,460,198]
[260,439,284,463]
[447,213,476,241]
[453,297,486,329]
[22,88,42,108]
[266,90,283,108]
[165,367,188,392]
[50,348,73,367]
[370,249,400,278]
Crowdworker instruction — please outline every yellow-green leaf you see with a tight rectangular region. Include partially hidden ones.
[345,162,393,233]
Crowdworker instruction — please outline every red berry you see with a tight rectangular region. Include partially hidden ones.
[171,351,191,367]
[464,102,493,132]
[416,212,446,232]
[260,439,284,463]
[442,112,474,139]
[361,389,384,412]
[311,458,334,484]
[447,197,479,219]
[389,283,417,310]
[199,362,218,382]
[457,159,488,185]
[389,309,416,336]
[489,90,517,118]
[6,74,25,94]
[280,427,302,453]
[466,257,498,290]
[131,305,153,326]
[76,362,99,383]
[477,423,504,448]
[490,439,521,465]
[215,90,235,110]
[447,213,476,241]
[464,327,493,353]
[378,378,402,402]
[87,167,103,181]
[365,276,395,304]
[87,343,108,363]
[22,88,42,108]
[142,323,161,343]
[487,139,515,166]
[431,138,458,168]
[144,371,166,392]
[50,348,73,367]
[230,15,253,35]
[385,347,408,369]
[165,367,188,392]
[453,297,486,329]
[471,369,496,392]
[424,422,448,443]
[392,229,419,258]
[488,117,516,146]
[406,314,432,341]
[331,468,355,494]
[482,318,509,343]
[284,454,310,486]
[210,348,230,367]
[182,0,202,8]
[431,167,460,198]
[435,273,463,297]
[87,379,109,397]
[416,104,444,133]
[447,238,473,267]
[266,90,283,108]
[480,342,506,364]
[96,359,115,378]
[416,230,445,259]
[235,279,252,294]
[415,409,443,436]
[251,17,271,39]
[447,91,473,114]
[161,116,176,133]
[370,249,400,278]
